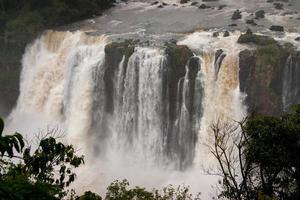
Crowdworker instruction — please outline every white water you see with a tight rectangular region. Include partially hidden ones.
[7,30,248,199]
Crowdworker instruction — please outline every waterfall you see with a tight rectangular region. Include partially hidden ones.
[282,53,300,112]
[8,30,248,198]
[10,31,108,152]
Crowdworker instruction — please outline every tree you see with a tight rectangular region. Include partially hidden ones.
[210,105,300,200]
[0,117,84,199]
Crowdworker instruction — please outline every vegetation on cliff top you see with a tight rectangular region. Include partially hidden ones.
[237,30,277,46]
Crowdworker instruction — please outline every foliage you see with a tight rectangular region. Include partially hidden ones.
[210,105,300,200]
[76,191,102,200]
[0,118,24,159]
[0,117,84,199]
[105,179,201,200]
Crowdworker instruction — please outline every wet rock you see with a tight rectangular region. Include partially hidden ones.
[246,19,257,26]
[267,0,274,2]
[270,25,284,32]
[228,23,237,27]
[232,10,242,20]
[255,10,265,19]
[165,43,193,121]
[212,32,219,37]
[239,44,291,115]
[180,0,190,4]
[223,31,230,37]
[104,41,136,113]
[157,4,164,8]
[151,1,159,5]
[162,2,168,6]
[214,49,226,79]
[295,37,300,41]
[238,31,277,45]
[218,5,227,10]
[191,2,198,6]
[199,4,210,9]
[274,3,284,9]
[187,56,200,79]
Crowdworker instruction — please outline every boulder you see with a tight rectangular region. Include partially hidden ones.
[180,0,190,4]
[212,32,219,37]
[223,31,230,37]
[274,3,284,9]
[218,5,227,10]
[199,4,210,9]
[255,10,265,19]
[151,1,159,5]
[270,25,284,32]
[246,19,257,26]
[232,10,242,20]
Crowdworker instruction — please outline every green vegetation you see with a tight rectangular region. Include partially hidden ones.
[237,30,277,46]
[211,105,300,200]
[0,117,84,199]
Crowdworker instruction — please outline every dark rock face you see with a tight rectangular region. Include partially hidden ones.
[165,44,193,123]
[214,49,226,79]
[0,43,24,116]
[174,56,202,169]
[239,44,300,115]
[103,41,135,113]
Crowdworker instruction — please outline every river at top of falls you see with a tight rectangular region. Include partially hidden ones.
[61,0,300,38]
[5,0,300,199]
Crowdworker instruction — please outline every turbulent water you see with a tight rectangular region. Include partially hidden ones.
[5,0,300,199]
[7,30,247,198]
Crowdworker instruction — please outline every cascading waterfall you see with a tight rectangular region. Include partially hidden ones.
[178,31,247,167]
[10,31,108,152]
[8,30,248,198]
[282,53,300,112]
